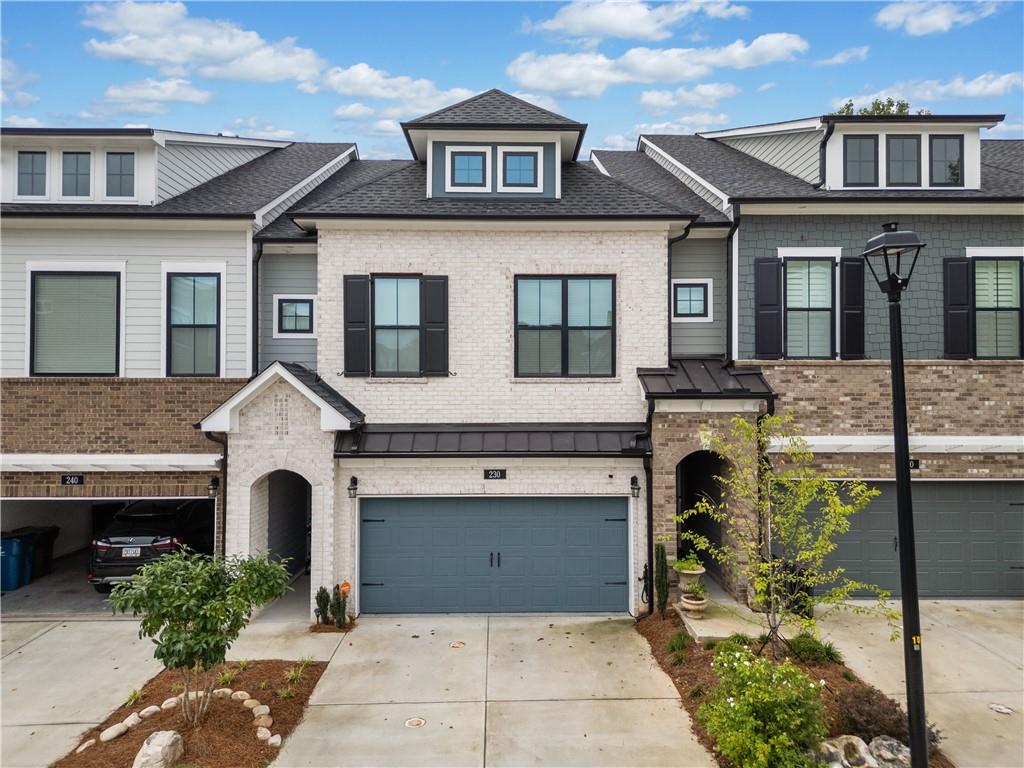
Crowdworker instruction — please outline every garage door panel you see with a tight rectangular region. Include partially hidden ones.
[830,482,1023,598]
[359,497,628,613]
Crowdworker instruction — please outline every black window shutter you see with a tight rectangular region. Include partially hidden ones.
[754,258,783,359]
[840,257,865,359]
[343,275,371,375]
[420,276,449,376]
[943,258,973,359]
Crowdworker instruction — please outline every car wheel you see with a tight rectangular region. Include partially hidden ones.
[93,583,113,594]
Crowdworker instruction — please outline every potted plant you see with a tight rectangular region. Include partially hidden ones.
[672,552,705,593]
[679,579,709,619]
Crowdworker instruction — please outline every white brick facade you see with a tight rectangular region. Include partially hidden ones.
[316,227,669,423]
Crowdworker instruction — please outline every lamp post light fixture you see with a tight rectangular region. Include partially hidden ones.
[861,221,928,768]
[347,476,359,499]
[629,475,641,498]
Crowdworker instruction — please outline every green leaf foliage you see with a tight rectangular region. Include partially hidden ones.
[832,97,930,116]
[654,543,669,619]
[698,646,826,768]
[787,633,843,664]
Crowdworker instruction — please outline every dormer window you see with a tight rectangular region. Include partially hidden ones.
[62,152,91,197]
[446,147,489,192]
[886,135,920,187]
[106,151,136,198]
[498,146,542,193]
[930,135,963,187]
[843,135,878,187]
[16,151,47,197]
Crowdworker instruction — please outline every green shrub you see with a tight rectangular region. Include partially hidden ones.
[667,631,691,654]
[297,656,314,672]
[329,585,348,629]
[315,586,331,624]
[654,543,669,619]
[671,651,686,666]
[787,633,843,664]
[726,632,754,646]
[217,668,238,686]
[841,669,856,682]
[284,666,303,684]
[674,552,703,571]
[276,686,295,700]
[834,684,941,754]
[125,689,143,707]
[697,647,826,768]
[712,638,747,658]
[234,659,252,671]
[703,639,717,650]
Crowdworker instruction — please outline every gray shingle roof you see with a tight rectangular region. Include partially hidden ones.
[590,150,731,224]
[292,160,694,220]
[335,422,650,457]
[643,134,1024,201]
[637,358,774,400]
[257,159,410,240]
[403,89,583,129]
[2,142,354,218]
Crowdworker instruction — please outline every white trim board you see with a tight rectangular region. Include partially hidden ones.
[639,136,730,209]
[590,152,610,177]
[496,145,544,194]
[444,144,493,193]
[965,247,1024,259]
[770,435,1024,454]
[671,278,714,324]
[253,146,356,227]
[160,261,228,378]
[0,453,221,472]
[699,118,823,140]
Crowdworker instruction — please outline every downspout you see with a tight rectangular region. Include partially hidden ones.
[643,398,656,617]
[667,220,696,366]
[251,241,264,376]
[812,121,835,189]
[204,430,228,556]
[725,203,741,362]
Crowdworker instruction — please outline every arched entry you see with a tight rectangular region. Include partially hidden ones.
[676,450,727,582]
[250,469,312,615]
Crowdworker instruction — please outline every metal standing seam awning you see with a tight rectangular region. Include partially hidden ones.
[637,357,775,401]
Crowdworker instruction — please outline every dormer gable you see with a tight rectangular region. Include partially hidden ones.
[400,89,587,201]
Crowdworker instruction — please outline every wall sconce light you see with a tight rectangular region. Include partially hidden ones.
[347,476,359,499]
[630,475,641,498]
[207,476,220,499]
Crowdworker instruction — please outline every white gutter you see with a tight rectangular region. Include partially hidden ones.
[253,145,358,227]
[699,117,823,140]
[1,453,222,472]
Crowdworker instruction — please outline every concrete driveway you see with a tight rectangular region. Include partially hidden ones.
[274,615,715,768]
[821,600,1024,768]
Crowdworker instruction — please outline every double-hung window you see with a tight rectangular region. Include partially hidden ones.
[17,151,46,197]
[167,273,220,376]
[106,152,135,198]
[516,276,615,377]
[373,277,421,375]
[974,259,1021,358]
[31,271,120,375]
[62,152,91,197]
[930,135,963,186]
[785,259,834,358]
[886,135,920,186]
[844,135,878,186]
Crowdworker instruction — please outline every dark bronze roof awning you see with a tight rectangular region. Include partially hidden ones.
[637,358,775,400]
[335,423,650,458]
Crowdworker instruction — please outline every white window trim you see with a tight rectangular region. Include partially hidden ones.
[58,149,94,201]
[965,247,1024,259]
[24,260,127,377]
[444,144,492,193]
[272,293,317,339]
[671,278,714,324]
[777,247,842,360]
[496,145,543,193]
[103,150,137,201]
[160,261,228,378]
[14,149,49,200]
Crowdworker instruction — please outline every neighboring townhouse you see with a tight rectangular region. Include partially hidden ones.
[0,127,356,563]
[593,112,1024,599]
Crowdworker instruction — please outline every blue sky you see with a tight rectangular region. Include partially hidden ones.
[2,1,1022,158]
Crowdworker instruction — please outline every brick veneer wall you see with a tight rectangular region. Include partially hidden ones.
[0,378,247,453]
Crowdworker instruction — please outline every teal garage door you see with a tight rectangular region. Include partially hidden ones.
[359,497,629,613]
[830,481,1023,597]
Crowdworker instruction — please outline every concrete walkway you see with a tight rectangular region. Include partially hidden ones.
[273,615,715,768]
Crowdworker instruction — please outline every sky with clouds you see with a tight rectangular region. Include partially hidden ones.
[2,0,1022,157]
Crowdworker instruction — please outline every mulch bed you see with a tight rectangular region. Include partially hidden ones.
[636,612,956,768]
[52,659,326,768]
[309,619,357,633]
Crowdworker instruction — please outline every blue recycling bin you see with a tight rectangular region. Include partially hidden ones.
[1,535,24,591]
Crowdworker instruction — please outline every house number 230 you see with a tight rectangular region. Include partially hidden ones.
[484,469,507,480]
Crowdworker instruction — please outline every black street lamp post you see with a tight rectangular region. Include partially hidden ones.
[861,221,928,768]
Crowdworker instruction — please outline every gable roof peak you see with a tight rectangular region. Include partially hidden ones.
[403,88,583,129]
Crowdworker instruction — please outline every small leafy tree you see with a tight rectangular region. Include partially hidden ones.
[832,97,930,116]
[314,585,331,624]
[109,550,290,726]
[329,583,348,628]
[677,413,898,657]
[654,543,669,619]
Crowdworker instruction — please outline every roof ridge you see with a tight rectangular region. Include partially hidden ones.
[572,158,692,216]
[405,87,580,126]
[408,88,496,123]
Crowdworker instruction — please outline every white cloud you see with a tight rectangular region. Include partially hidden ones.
[817,46,869,66]
[122,122,150,128]
[510,91,562,114]
[527,0,748,43]
[2,57,39,107]
[507,33,808,97]
[321,63,474,119]
[101,77,212,114]
[83,1,323,91]
[3,115,42,127]
[228,116,297,141]
[985,121,1024,139]
[757,81,777,92]
[874,1,998,35]
[371,119,402,135]
[640,82,740,112]
[334,102,375,119]
[835,71,1024,108]
[598,133,635,150]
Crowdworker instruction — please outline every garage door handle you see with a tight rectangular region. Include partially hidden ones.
[490,552,494,567]
[361,582,383,587]
[605,581,627,586]
[497,552,501,567]
[605,517,626,522]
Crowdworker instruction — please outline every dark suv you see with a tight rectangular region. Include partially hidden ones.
[88,499,213,592]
